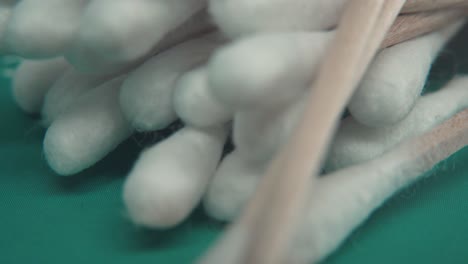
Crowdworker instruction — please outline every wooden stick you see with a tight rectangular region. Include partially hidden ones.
[200,3,467,264]
[402,0,468,13]
[358,1,411,81]
[383,9,468,48]
[235,1,406,263]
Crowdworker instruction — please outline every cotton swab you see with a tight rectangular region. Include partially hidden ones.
[12,57,69,114]
[327,76,468,171]
[41,69,114,125]
[66,0,206,73]
[204,150,264,221]
[349,21,462,127]
[4,0,88,58]
[173,67,232,128]
[120,33,224,131]
[66,9,213,75]
[207,32,332,110]
[123,126,227,228]
[43,77,131,175]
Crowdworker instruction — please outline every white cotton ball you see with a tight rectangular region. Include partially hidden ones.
[4,0,88,58]
[326,76,468,171]
[349,22,463,127]
[123,126,227,229]
[43,77,132,175]
[208,32,332,110]
[120,33,224,131]
[209,0,347,37]
[174,67,232,128]
[41,69,113,125]
[204,151,264,221]
[12,57,69,114]
[66,0,205,73]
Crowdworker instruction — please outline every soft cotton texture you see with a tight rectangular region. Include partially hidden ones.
[120,33,224,131]
[174,67,232,128]
[4,0,88,58]
[348,22,462,127]
[12,57,69,114]
[43,77,131,175]
[124,126,227,228]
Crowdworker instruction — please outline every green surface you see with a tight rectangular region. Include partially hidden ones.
[1,27,468,263]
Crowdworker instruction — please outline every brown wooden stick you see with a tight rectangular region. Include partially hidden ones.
[383,9,468,48]
[200,3,467,264]
[234,1,406,263]
[402,0,468,13]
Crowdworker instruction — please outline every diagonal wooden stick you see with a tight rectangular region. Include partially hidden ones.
[383,9,468,48]
[402,0,468,13]
[224,1,406,263]
[199,3,467,264]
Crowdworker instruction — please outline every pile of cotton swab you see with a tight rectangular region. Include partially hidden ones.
[2,0,468,263]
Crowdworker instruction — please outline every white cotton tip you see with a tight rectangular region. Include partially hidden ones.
[12,57,69,114]
[204,151,264,221]
[208,32,331,110]
[4,0,88,58]
[120,33,224,132]
[43,77,132,176]
[209,0,346,37]
[233,97,306,163]
[41,69,113,126]
[349,22,463,127]
[326,76,468,171]
[65,10,212,75]
[66,0,204,73]
[174,67,232,128]
[123,126,227,229]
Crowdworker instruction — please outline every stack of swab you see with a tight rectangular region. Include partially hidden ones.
[208,2,407,263]
[201,108,468,264]
[205,76,468,219]
[2,0,468,263]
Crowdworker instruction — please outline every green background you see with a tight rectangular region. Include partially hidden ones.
[1,26,468,264]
